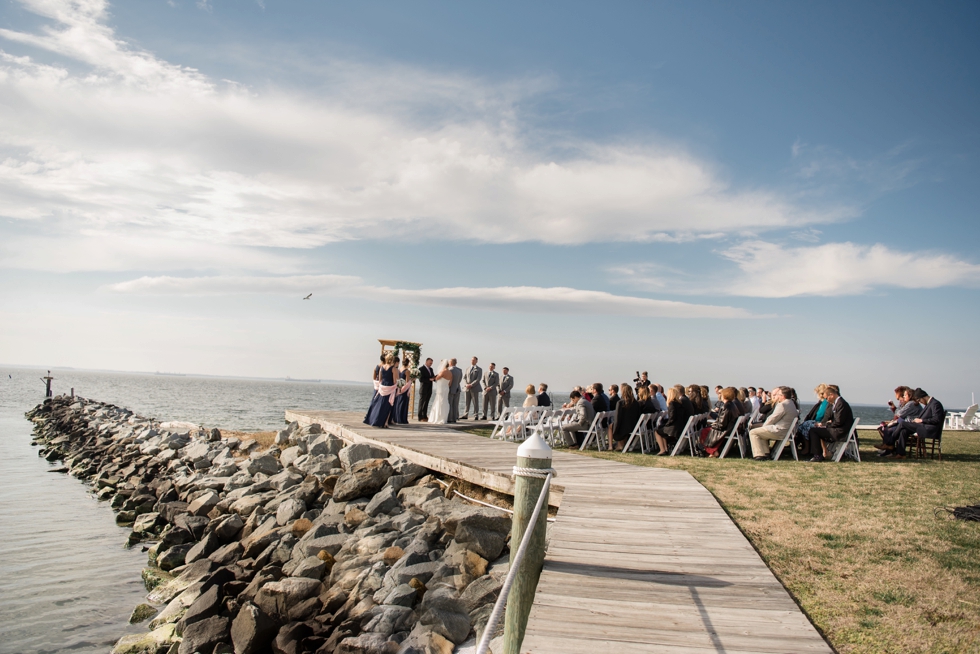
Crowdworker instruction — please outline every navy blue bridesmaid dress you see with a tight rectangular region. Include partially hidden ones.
[364,365,395,427]
[392,371,410,424]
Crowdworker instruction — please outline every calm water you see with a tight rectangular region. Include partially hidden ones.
[0,367,900,653]
[0,367,373,654]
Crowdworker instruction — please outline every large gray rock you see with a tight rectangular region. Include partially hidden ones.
[459,574,503,614]
[178,615,228,654]
[212,513,244,542]
[453,524,507,561]
[253,577,322,619]
[185,531,221,564]
[276,498,306,526]
[188,490,220,517]
[336,633,393,654]
[279,446,302,469]
[382,584,417,608]
[290,556,327,580]
[397,485,442,509]
[246,453,281,476]
[332,459,394,502]
[292,454,341,476]
[338,443,390,470]
[362,605,416,638]
[157,544,191,571]
[132,512,160,534]
[365,486,399,517]
[308,433,344,457]
[419,586,471,644]
[272,622,314,654]
[293,532,350,559]
[231,602,278,654]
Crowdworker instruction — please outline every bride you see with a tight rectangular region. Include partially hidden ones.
[427,360,453,425]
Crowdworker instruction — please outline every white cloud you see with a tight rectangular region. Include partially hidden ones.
[106,274,761,319]
[0,0,847,273]
[719,242,980,297]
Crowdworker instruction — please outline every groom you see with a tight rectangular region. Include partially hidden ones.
[417,357,435,422]
[461,356,482,420]
[448,358,462,423]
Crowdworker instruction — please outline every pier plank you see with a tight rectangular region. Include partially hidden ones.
[285,409,832,654]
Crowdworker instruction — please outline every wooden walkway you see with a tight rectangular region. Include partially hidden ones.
[286,410,832,654]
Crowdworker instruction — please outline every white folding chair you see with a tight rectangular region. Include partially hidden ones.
[769,417,800,461]
[946,404,978,430]
[622,413,655,454]
[718,415,749,458]
[829,418,862,462]
[579,410,614,451]
[490,406,514,439]
[669,415,698,456]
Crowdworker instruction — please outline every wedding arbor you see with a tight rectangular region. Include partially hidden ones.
[379,339,422,418]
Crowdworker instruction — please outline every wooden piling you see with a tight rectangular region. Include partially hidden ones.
[503,434,552,654]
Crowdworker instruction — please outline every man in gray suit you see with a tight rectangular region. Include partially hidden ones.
[481,362,500,420]
[461,356,482,420]
[448,358,462,423]
[560,390,596,447]
[497,367,513,415]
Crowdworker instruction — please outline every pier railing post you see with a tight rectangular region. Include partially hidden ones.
[503,431,552,654]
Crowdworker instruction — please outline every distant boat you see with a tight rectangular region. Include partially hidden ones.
[285,377,321,383]
[155,371,186,377]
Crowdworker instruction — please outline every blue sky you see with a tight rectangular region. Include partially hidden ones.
[0,0,978,405]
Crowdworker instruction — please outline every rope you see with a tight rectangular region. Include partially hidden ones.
[476,471,553,654]
[513,466,557,479]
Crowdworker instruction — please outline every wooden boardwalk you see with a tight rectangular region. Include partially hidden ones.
[286,410,832,654]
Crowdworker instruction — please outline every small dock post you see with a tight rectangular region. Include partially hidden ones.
[503,431,553,654]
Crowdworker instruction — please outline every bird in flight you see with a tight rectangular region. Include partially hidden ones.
[303,293,312,300]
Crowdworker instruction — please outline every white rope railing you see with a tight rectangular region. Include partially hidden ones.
[475,469,554,654]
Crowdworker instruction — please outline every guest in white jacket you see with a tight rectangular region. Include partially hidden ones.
[749,387,800,460]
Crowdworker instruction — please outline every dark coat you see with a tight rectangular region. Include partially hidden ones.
[613,400,643,442]
[914,398,945,439]
[804,399,829,422]
[592,393,609,413]
[822,397,855,441]
[660,399,693,440]
[537,392,551,407]
[418,364,435,388]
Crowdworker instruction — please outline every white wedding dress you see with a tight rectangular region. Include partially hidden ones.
[428,377,451,425]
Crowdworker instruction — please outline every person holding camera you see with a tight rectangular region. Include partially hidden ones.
[634,371,651,394]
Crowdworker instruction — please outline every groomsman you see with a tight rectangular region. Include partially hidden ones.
[448,358,462,423]
[461,356,483,420]
[497,367,513,415]
[482,363,500,420]
[417,357,435,422]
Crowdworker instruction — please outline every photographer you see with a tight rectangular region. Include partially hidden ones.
[634,371,651,394]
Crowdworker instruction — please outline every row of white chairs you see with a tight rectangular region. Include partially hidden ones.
[490,406,577,446]
[945,404,979,430]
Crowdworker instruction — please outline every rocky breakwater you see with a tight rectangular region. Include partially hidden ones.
[27,396,511,654]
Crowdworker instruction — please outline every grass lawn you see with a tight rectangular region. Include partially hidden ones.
[563,433,980,654]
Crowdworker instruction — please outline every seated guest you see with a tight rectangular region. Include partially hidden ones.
[610,383,641,451]
[687,385,704,413]
[638,386,659,414]
[889,388,944,458]
[654,384,668,411]
[712,385,725,412]
[677,384,696,418]
[796,384,829,454]
[704,386,743,457]
[748,387,761,414]
[560,390,596,447]
[655,386,693,455]
[563,387,584,408]
[522,384,537,407]
[876,386,921,454]
[591,383,609,413]
[608,384,620,410]
[738,387,752,414]
[537,383,551,407]
[700,386,711,414]
[807,385,854,462]
[749,386,801,460]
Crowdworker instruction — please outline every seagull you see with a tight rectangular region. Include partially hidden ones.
[303,293,312,300]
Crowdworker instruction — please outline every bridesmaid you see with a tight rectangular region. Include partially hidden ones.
[364,352,398,427]
[392,357,413,425]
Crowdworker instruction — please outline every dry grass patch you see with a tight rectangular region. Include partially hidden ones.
[570,433,980,654]
[219,429,277,454]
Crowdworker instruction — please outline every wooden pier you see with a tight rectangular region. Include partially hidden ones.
[285,410,832,654]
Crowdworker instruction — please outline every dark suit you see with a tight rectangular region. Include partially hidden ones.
[417,365,434,421]
[537,392,551,407]
[893,398,945,456]
[809,396,855,454]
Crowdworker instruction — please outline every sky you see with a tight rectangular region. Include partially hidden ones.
[0,0,978,405]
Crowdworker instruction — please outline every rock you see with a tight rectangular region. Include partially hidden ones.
[290,518,313,537]
[365,486,399,517]
[382,584,417,608]
[292,454,341,476]
[290,556,327,580]
[279,446,302,469]
[253,577,322,619]
[177,615,229,654]
[177,584,222,632]
[333,459,394,502]
[129,603,158,624]
[336,632,394,654]
[212,513,244,542]
[208,541,242,566]
[175,514,210,540]
[110,623,178,654]
[345,507,369,528]
[230,602,278,654]
[133,512,161,534]
[397,486,441,509]
[459,574,503,615]
[391,562,441,586]
[382,546,404,566]
[457,550,488,578]
[419,607,470,645]
[188,490,220,517]
[185,532,221,564]
[276,498,306,526]
[453,525,507,561]
[338,443,390,471]
[142,568,173,592]
[272,621,314,654]
[230,494,271,517]
[246,453,281,477]
[397,626,454,654]
[158,544,191,571]
[150,582,204,629]
[293,533,349,559]
[147,559,216,603]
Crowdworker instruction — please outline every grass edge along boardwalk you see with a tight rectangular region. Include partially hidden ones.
[286,410,832,654]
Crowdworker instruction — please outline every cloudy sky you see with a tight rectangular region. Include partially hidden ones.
[1,0,978,404]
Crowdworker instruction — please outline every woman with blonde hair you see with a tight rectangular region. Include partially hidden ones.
[704,387,743,457]
[522,384,537,408]
[654,385,693,455]
[796,384,829,455]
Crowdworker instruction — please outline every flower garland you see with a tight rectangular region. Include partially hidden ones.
[394,341,422,377]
